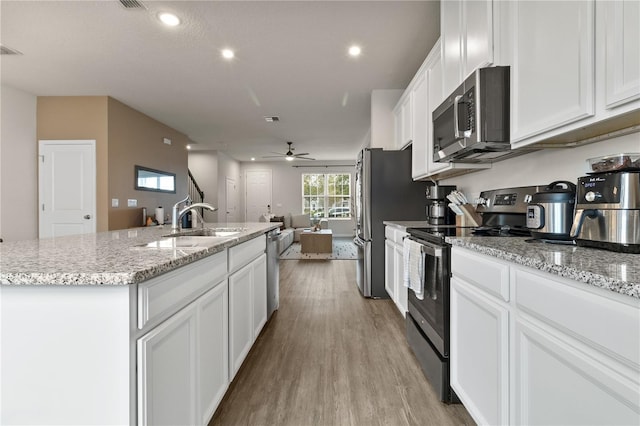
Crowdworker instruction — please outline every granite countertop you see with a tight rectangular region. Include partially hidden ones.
[447,236,640,299]
[0,222,279,286]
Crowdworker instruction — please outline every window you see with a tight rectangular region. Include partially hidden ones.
[302,173,351,218]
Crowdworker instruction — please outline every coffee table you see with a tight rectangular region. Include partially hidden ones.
[300,229,333,253]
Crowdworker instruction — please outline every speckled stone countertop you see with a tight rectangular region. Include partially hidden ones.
[447,236,640,299]
[0,223,279,286]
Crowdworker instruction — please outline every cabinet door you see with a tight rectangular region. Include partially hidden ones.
[198,282,229,425]
[393,241,407,317]
[411,71,428,179]
[450,277,509,426]
[604,0,640,109]
[463,0,494,78]
[138,304,198,426]
[252,253,268,338]
[426,40,450,176]
[384,239,395,300]
[510,1,595,142]
[514,317,640,426]
[229,263,253,380]
[401,94,413,147]
[442,0,463,96]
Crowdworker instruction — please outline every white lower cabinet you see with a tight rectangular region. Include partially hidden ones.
[198,282,229,425]
[384,226,408,317]
[138,303,199,426]
[450,276,509,426]
[451,246,640,426]
[230,252,268,380]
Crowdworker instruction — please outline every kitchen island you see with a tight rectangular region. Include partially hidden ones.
[0,222,279,425]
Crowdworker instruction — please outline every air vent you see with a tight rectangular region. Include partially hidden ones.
[0,45,22,55]
[119,0,146,9]
[264,116,280,122]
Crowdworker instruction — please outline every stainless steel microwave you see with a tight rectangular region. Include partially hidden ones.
[432,66,510,163]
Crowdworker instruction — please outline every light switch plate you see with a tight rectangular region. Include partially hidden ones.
[127,199,137,207]
[112,198,119,208]
[163,137,172,145]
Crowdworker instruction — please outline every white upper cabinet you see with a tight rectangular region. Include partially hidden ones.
[508,1,595,143]
[604,0,640,109]
[442,0,494,96]
[411,71,428,179]
[394,94,414,150]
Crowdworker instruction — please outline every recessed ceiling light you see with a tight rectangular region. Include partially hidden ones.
[158,12,180,27]
[348,45,362,57]
[222,49,235,59]
[186,145,191,150]
[251,157,256,161]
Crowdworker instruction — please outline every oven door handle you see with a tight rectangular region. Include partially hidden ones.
[404,236,443,258]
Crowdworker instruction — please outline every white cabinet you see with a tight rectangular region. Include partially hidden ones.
[252,253,268,337]
[384,226,408,317]
[393,94,413,149]
[508,0,595,143]
[411,71,428,179]
[450,246,640,426]
[138,303,199,426]
[442,0,494,95]
[198,282,229,425]
[384,238,395,300]
[229,251,268,380]
[604,0,640,109]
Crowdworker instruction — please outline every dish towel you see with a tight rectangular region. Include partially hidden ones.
[403,238,425,300]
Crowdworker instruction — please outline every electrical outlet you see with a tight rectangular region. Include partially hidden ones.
[163,137,172,145]
[111,198,119,208]
[127,199,137,207]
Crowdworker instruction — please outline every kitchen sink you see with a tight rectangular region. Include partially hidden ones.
[164,227,247,238]
[135,235,230,249]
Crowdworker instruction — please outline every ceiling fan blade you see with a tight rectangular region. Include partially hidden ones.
[262,154,285,158]
[296,156,316,160]
[293,153,310,157]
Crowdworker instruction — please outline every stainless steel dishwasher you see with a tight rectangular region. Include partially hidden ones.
[266,228,280,318]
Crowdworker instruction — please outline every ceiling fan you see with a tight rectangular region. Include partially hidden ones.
[262,141,316,161]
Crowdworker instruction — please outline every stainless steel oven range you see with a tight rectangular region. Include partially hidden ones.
[405,185,544,403]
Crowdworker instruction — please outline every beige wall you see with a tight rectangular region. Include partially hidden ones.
[37,96,110,232]
[107,98,189,230]
[36,96,189,231]
[0,85,38,241]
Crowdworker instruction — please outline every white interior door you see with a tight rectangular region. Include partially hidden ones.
[245,170,271,222]
[38,140,96,238]
[225,177,239,222]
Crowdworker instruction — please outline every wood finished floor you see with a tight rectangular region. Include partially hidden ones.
[210,260,475,426]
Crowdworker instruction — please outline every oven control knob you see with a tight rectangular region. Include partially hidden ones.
[585,191,597,202]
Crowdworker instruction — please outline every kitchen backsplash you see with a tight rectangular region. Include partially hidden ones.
[441,133,639,199]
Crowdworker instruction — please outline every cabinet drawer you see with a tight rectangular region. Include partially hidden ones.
[229,236,266,273]
[138,252,227,330]
[514,267,640,366]
[451,247,510,302]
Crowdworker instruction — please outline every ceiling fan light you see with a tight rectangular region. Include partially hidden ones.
[285,156,294,161]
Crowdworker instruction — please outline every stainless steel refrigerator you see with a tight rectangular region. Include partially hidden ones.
[354,148,428,298]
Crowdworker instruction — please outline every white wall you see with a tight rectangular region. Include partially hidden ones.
[370,89,403,149]
[0,85,38,241]
[441,133,640,199]
[187,150,219,222]
[217,151,241,224]
[240,161,356,237]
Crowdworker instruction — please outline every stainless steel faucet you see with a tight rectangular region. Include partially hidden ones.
[171,195,218,232]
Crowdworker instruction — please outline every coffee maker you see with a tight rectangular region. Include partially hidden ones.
[426,185,457,225]
[570,171,640,253]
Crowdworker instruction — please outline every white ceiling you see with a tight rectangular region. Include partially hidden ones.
[0,1,440,162]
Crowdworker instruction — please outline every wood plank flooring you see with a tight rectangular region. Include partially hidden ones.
[210,260,475,426]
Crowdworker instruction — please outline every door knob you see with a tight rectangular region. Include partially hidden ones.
[84,214,91,220]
